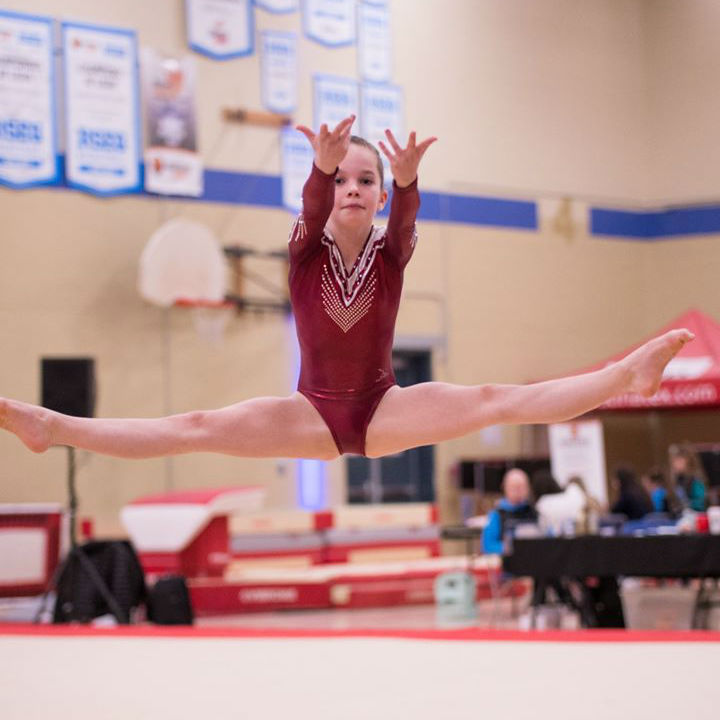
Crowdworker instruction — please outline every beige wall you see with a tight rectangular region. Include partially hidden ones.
[1,1,718,534]
[646,0,720,204]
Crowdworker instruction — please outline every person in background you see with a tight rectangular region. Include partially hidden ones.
[611,465,654,520]
[481,468,537,554]
[642,466,683,517]
[669,444,707,512]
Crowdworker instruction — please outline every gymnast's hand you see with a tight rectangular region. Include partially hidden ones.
[296,115,356,176]
[379,130,437,188]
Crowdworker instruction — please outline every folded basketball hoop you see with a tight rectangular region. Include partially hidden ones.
[139,218,234,344]
[174,298,235,346]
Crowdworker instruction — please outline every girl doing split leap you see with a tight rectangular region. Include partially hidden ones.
[0,116,694,461]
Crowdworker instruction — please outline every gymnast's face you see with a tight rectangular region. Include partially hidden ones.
[331,144,387,232]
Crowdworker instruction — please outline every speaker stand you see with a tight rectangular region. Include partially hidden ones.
[35,447,128,624]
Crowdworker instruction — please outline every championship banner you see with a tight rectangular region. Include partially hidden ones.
[0,10,58,188]
[357,1,391,83]
[254,0,298,13]
[281,127,314,213]
[260,31,298,114]
[302,0,355,47]
[142,50,202,197]
[313,74,358,130]
[186,0,254,59]
[62,22,141,195]
[360,82,402,184]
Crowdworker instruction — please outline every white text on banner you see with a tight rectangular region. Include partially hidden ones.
[357,2,391,83]
[260,31,298,114]
[0,10,58,188]
[313,74,359,131]
[142,50,203,197]
[303,0,355,47]
[360,82,403,184]
[62,22,141,195]
[186,0,254,59]
[281,128,314,213]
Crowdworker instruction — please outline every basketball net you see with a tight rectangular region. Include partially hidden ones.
[175,299,235,346]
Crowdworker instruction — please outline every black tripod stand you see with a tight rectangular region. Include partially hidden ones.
[35,447,130,624]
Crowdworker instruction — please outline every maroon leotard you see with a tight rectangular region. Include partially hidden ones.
[288,164,420,455]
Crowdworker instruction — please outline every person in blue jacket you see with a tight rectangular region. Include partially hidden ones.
[482,468,538,554]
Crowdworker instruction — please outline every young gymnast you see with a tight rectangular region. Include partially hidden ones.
[0,115,694,461]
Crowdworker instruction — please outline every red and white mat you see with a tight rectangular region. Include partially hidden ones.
[1,624,717,720]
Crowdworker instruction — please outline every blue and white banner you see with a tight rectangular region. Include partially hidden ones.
[254,0,298,13]
[313,74,358,130]
[302,0,355,47]
[357,1,391,83]
[186,0,254,59]
[62,22,141,195]
[260,31,297,114]
[360,82,403,184]
[281,127,314,212]
[0,10,58,188]
[142,49,203,197]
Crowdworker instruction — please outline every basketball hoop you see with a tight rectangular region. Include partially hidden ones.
[174,298,236,346]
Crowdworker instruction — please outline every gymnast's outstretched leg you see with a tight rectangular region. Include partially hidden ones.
[365,329,693,457]
[0,393,340,460]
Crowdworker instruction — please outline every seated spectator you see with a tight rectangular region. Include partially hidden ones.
[642,467,683,517]
[669,444,707,512]
[481,468,538,554]
[611,465,654,520]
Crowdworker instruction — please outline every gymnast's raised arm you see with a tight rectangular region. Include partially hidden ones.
[290,115,356,263]
[380,129,437,270]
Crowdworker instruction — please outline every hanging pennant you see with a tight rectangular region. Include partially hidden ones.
[360,82,403,184]
[142,49,203,197]
[254,0,298,13]
[62,22,141,196]
[281,127,314,212]
[186,0,254,59]
[0,10,59,188]
[357,1,391,83]
[302,0,355,47]
[260,31,298,114]
[313,74,359,130]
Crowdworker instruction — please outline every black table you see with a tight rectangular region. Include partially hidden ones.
[503,535,720,579]
[502,534,720,629]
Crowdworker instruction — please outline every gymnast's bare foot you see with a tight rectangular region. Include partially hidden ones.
[0,398,54,453]
[621,329,694,397]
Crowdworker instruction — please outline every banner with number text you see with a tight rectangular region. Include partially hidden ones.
[281,128,314,213]
[0,10,59,188]
[62,22,141,195]
[260,31,298,114]
[360,82,403,185]
[357,1,391,83]
[313,74,358,131]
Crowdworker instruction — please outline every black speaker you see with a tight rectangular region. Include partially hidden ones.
[41,357,96,418]
[147,575,194,625]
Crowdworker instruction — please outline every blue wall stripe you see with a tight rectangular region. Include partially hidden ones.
[22,155,720,238]
[592,205,720,239]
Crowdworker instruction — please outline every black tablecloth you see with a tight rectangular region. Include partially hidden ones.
[502,535,720,579]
